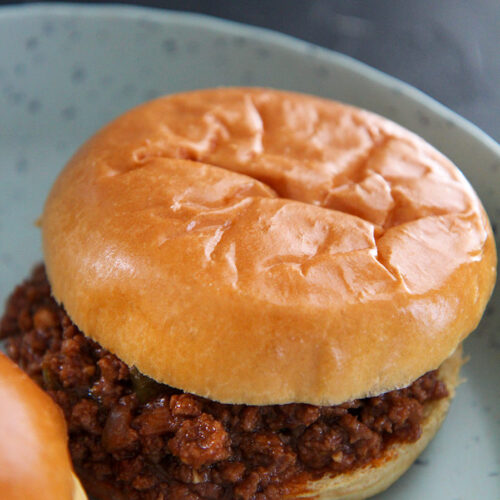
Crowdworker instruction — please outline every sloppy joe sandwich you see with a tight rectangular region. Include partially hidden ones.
[1,88,496,499]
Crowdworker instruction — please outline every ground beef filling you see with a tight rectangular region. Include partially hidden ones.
[0,266,449,500]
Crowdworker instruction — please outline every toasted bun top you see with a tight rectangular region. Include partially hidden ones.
[42,88,496,405]
[0,353,86,500]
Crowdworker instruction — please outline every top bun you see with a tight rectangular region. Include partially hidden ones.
[0,353,86,500]
[42,88,496,405]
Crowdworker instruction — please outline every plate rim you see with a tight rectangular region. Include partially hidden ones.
[0,2,498,159]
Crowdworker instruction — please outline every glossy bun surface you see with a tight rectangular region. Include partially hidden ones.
[42,88,496,404]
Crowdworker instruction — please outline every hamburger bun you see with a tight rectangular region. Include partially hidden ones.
[0,352,87,500]
[41,87,496,406]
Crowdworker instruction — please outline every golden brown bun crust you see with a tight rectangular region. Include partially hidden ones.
[0,353,85,500]
[293,346,462,499]
[42,88,496,405]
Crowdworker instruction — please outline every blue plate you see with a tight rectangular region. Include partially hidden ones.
[0,4,498,499]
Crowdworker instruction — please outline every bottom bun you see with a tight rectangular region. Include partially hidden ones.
[295,346,463,499]
[72,474,88,500]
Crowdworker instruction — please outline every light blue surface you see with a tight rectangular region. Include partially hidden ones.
[0,4,498,499]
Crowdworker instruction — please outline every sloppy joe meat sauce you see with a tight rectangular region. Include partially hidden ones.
[0,266,448,500]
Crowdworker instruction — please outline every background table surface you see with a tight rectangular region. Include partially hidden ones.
[1,0,499,142]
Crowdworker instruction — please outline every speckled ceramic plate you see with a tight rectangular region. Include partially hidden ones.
[0,4,498,499]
